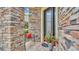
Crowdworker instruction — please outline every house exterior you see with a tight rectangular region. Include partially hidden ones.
[0,7,79,51]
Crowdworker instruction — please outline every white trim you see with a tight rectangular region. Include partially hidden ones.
[55,8,59,39]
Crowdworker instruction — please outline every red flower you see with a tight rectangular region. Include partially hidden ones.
[25,33,32,39]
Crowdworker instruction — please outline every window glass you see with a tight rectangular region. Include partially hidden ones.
[45,8,54,35]
[44,8,55,36]
[46,9,52,34]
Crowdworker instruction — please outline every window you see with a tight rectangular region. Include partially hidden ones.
[44,8,55,36]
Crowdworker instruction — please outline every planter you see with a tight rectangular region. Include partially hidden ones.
[25,40,34,50]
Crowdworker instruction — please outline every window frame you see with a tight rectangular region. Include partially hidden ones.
[44,7,55,36]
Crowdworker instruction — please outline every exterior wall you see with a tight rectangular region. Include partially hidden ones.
[10,7,24,51]
[0,8,11,51]
[58,7,79,50]
[29,7,41,42]
[0,7,24,51]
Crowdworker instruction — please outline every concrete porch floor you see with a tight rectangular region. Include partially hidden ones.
[26,42,49,51]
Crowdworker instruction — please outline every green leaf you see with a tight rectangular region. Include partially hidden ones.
[22,38,26,42]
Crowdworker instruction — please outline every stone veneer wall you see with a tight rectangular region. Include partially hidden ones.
[29,7,41,42]
[10,7,24,51]
[0,8,11,51]
[0,7,24,51]
[58,7,79,50]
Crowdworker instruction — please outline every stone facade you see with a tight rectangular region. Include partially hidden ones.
[0,7,24,51]
[58,7,79,50]
[29,7,41,42]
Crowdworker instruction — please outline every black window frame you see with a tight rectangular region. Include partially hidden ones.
[44,7,55,36]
